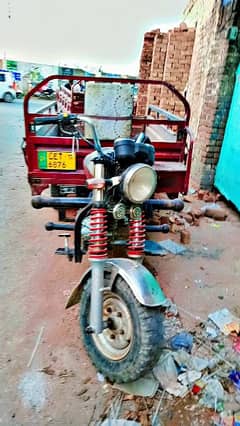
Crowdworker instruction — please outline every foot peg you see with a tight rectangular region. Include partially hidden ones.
[56,233,74,261]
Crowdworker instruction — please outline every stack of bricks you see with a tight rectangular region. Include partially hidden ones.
[147,32,168,109]
[159,24,195,116]
[136,24,195,117]
[136,30,158,116]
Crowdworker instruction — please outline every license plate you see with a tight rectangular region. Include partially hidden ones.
[38,151,76,170]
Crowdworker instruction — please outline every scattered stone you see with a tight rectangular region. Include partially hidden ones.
[40,366,55,376]
[180,229,191,244]
[180,212,193,224]
[76,387,88,397]
[82,395,90,402]
[204,207,227,221]
[58,369,75,378]
[190,208,204,219]
[160,215,170,225]
[183,195,195,203]
[83,376,91,384]
[197,189,205,200]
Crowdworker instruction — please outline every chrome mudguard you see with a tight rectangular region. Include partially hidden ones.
[65,258,166,309]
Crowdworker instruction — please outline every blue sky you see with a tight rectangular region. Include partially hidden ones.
[1,0,189,74]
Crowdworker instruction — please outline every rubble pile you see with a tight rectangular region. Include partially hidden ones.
[99,303,240,426]
[147,190,228,247]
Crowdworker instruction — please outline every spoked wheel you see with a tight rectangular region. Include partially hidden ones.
[79,274,164,383]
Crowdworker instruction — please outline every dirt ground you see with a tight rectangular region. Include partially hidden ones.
[0,100,240,425]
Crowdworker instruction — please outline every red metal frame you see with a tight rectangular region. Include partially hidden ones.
[23,75,194,195]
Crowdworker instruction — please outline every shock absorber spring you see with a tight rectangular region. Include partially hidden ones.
[88,208,108,260]
[128,212,145,259]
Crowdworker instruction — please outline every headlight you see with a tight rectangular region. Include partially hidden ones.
[122,164,157,203]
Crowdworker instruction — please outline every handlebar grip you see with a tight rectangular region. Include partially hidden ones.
[34,113,78,126]
[34,116,60,125]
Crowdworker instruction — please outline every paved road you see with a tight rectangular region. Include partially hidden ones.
[0,99,104,425]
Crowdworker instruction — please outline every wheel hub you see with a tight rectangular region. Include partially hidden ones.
[92,292,133,360]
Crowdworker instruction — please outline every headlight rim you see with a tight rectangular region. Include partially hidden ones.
[122,163,157,204]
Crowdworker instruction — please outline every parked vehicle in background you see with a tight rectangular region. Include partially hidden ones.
[34,83,55,99]
[0,70,16,102]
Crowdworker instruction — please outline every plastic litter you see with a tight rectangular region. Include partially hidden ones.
[206,325,219,340]
[173,349,209,372]
[178,370,202,386]
[218,413,235,426]
[235,412,240,426]
[192,379,206,395]
[113,373,158,397]
[233,337,240,354]
[208,308,240,335]
[162,298,178,316]
[144,240,168,256]
[97,372,105,382]
[165,382,188,398]
[158,239,187,255]
[170,332,193,353]
[229,370,240,391]
[153,351,178,389]
[199,379,225,411]
[101,420,140,426]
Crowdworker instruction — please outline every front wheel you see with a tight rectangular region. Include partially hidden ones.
[3,92,14,103]
[79,275,164,383]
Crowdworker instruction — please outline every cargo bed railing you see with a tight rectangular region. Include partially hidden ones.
[23,74,193,196]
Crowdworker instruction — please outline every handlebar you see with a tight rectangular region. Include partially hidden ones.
[33,113,104,156]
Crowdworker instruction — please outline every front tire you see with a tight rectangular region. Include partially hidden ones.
[79,275,164,383]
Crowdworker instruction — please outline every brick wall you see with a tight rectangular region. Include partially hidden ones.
[136,24,195,116]
[184,0,240,188]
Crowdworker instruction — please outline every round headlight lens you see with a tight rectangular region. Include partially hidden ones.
[122,164,157,203]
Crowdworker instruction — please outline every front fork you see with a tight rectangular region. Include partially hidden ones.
[88,163,108,334]
[88,164,146,335]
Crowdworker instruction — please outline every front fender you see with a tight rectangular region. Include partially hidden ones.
[65,258,166,309]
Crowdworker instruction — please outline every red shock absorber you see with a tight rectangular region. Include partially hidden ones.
[128,211,145,259]
[88,208,108,260]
